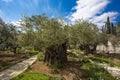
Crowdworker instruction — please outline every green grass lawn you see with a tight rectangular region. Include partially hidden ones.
[11,72,62,80]
[90,56,112,63]
[11,72,49,80]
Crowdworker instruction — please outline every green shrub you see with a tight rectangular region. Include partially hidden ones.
[81,62,91,70]
[68,52,78,58]
[37,54,44,61]
[16,48,21,54]
[79,56,90,64]
[26,50,39,56]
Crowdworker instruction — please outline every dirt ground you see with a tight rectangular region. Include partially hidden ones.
[30,57,84,80]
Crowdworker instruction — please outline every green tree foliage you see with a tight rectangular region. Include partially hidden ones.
[19,15,67,49]
[111,22,116,35]
[105,16,111,34]
[104,16,116,35]
[0,18,17,51]
[116,21,120,37]
[19,14,67,66]
[69,20,100,54]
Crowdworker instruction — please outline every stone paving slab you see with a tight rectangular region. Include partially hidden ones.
[0,55,37,80]
[98,63,120,79]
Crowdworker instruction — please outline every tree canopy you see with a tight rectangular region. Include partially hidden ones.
[0,18,17,50]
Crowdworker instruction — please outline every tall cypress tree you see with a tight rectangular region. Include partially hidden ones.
[105,16,111,34]
[116,21,120,36]
[111,22,116,35]
[118,21,120,27]
[111,23,114,34]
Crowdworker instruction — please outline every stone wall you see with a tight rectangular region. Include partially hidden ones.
[96,41,120,53]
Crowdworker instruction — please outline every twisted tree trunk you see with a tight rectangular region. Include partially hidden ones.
[44,42,67,66]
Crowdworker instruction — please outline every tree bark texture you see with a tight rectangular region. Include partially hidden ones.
[44,42,67,65]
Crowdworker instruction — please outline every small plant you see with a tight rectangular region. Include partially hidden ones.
[45,62,49,66]
[26,50,39,56]
[16,48,21,54]
[37,54,44,61]
[109,62,115,67]
[79,56,90,64]
[68,52,78,58]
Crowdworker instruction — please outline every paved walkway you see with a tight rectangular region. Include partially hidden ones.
[98,63,120,79]
[0,55,37,80]
[68,50,120,79]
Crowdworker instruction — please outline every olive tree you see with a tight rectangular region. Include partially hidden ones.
[69,20,100,54]
[19,14,68,66]
[0,18,18,51]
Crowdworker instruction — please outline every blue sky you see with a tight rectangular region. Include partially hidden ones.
[0,0,120,27]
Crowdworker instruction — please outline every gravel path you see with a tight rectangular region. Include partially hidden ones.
[0,55,37,80]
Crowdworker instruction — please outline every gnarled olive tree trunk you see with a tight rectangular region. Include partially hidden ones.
[44,42,67,66]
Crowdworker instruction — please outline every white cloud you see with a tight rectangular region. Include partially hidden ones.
[11,20,21,27]
[2,0,12,3]
[69,0,119,27]
[90,12,119,27]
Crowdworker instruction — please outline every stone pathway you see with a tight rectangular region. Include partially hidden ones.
[98,63,120,79]
[68,50,120,79]
[0,55,37,80]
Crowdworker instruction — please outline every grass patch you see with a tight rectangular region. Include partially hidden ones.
[11,72,49,80]
[67,52,78,58]
[26,50,39,56]
[79,56,90,64]
[77,55,116,80]
[90,57,111,63]
[37,52,44,61]
[11,72,62,80]
[81,62,116,80]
